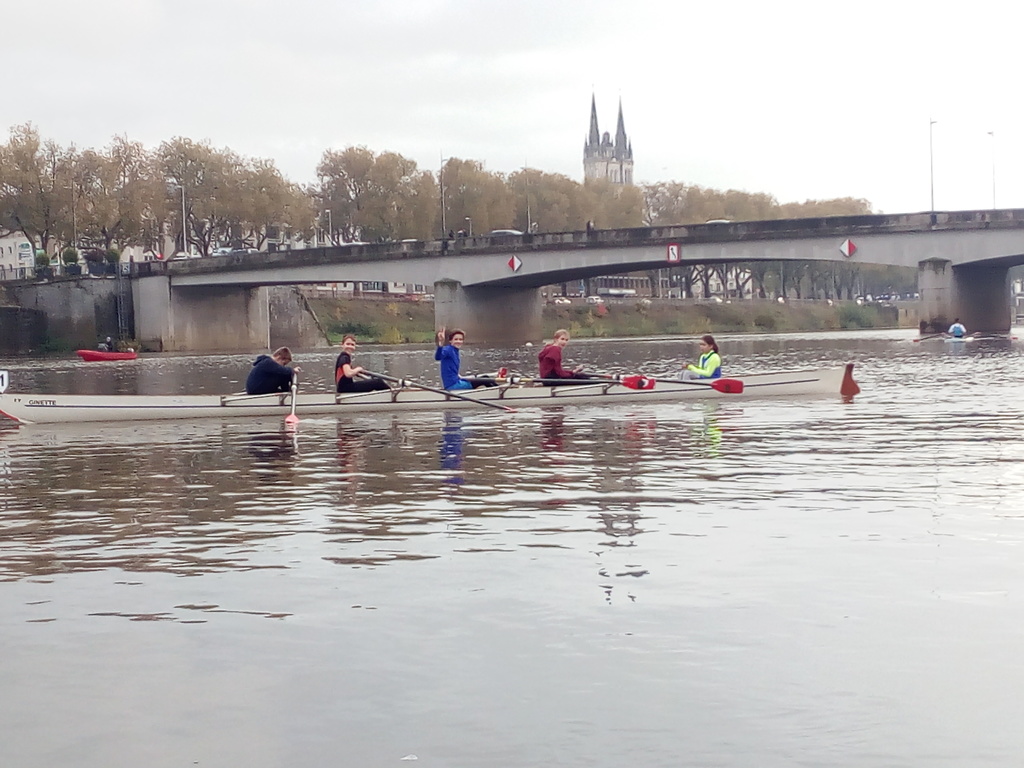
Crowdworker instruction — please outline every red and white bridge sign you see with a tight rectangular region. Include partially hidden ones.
[667,243,681,263]
[839,239,857,258]
[508,255,522,272]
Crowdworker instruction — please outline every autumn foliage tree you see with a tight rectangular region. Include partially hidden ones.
[1,124,894,299]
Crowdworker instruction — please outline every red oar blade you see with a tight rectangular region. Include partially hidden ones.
[840,363,860,399]
[620,375,656,390]
[710,378,744,394]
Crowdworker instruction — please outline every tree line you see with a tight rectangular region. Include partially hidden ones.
[0,123,910,298]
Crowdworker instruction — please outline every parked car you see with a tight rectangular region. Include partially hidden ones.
[487,229,524,236]
[585,295,605,305]
[212,247,233,256]
[552,296,572,305]
[230,248,260,255]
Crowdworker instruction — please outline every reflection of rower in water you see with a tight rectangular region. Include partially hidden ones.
[334,334,390,393]
[336,422,368,490]
[440,412,465,485]
[246,429,299,481]
[540,411,566,452]
[691,402,724,459]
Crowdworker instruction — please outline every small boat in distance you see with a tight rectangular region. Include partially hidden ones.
[75,349,139,362]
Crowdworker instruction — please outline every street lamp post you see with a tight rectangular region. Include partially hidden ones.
[439,154,450,237]
[523,165,532,233]
[324,209,333,245]
[988,130,996,208]
[179,185,188,255]
[70,184,77,250]
[465,217,472,236]
[929,118,937,212]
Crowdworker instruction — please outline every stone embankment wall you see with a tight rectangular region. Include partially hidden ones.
[7,277,127,349]
[0,306,47,354]
[1,278,327,354]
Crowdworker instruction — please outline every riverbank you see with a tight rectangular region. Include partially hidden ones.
[307,296,916,344]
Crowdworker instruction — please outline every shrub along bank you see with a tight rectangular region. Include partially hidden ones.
[308,296,912,344]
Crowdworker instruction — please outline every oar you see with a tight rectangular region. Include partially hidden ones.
[913,333,945,342]
[592,371,743,394]
[363,370,517,413]
[284,374,299,425]
[647,376,744,393]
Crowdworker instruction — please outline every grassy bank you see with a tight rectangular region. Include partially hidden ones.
[308,296,915,344]
[548,299,911,339]
[308,297,438,344]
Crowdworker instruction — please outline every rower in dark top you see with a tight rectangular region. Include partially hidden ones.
[334,334,389,393]
[245,346,300,395]
[537,329,593,386]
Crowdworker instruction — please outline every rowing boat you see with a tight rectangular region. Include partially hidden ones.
[0,364,858,425]
[76,349,138,361]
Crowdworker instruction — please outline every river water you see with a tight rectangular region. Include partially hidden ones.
[2,329,1024,768]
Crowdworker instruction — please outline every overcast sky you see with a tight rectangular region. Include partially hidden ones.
[6,0,1022,215]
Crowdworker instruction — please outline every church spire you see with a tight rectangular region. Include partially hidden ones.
[588,93,600,146]
[614,98,628,158]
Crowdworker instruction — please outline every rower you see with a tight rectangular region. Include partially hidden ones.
[947,318,967,338]
[537,329,593,386]
[434,328,497,390]
[680,335,722,381]
[246,347,301,395]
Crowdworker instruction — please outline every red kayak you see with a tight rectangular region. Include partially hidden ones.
[75,349,138,362]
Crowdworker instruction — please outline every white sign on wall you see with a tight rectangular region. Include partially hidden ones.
[666,243,681,263]
[0,370,8,393]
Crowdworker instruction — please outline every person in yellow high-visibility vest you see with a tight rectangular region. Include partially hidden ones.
[680,335,722,380]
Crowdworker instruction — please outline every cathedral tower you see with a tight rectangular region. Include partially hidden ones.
[583,95,634,185]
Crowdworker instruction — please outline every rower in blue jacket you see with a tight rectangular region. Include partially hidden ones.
[434,328,496,390]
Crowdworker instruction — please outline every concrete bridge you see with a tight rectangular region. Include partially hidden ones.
[131,208,1024,348]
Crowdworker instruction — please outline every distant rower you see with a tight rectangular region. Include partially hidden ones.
[947,319,967,338]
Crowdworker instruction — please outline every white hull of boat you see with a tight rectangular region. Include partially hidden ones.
[0,365,857,425]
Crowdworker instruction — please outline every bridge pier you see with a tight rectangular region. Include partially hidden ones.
[135,276,271,352]
[918,259,1011,334]
[434,281,543,343]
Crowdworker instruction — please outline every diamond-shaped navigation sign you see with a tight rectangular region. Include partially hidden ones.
[839,239,857,258]
[508,255,522,272]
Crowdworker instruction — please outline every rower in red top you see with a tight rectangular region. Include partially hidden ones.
[537,329,593,386]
